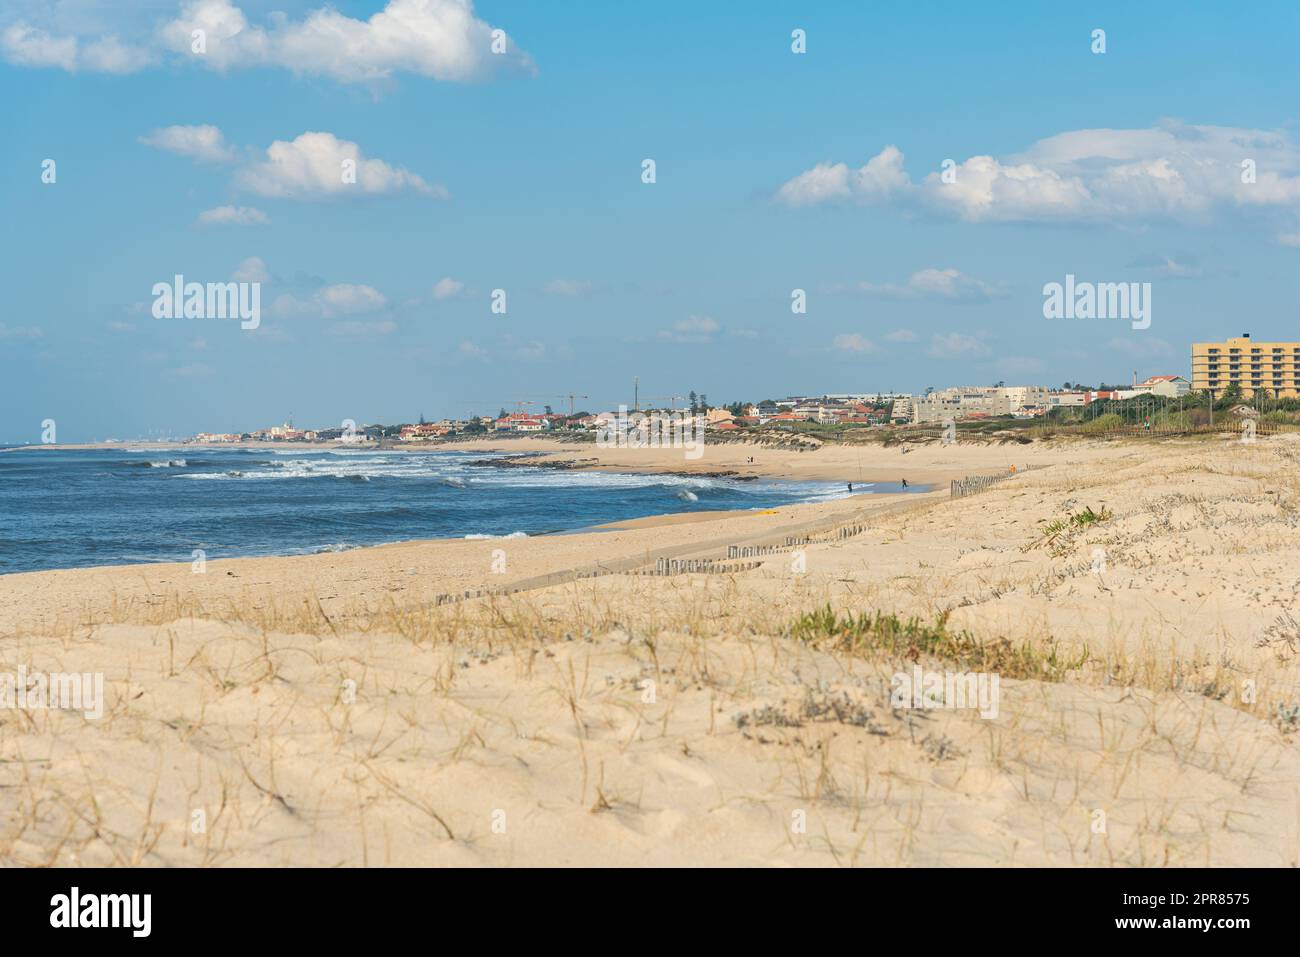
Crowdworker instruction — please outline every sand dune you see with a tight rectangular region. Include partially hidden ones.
[1,432,1298,866]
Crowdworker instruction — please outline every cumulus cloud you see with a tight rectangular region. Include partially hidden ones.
[140,124,237,163]
[1,22,151,73]
[4,1,532,87]
[1126,252,1204,279]
[859,268,1007,303]
[775,146,910,206]
[927,332,990,359]
[997,356,1045,376]
[432,277,464,299]
[1106,336,1174,359]
[273,283,388,318]
[0,323,43,340]
[165,363,215,379]
[144,126,440,200]
[778,123,1300,227]
[832,334,876,354]
[196,205,270,226]
[231,256,269,283]
[325,319,397,336]
[543,278,592,297]
[318,283,388,315]
[236,131,441,199]
[660,315,720,343]
[884,329,918,342]
[157,0,532,85]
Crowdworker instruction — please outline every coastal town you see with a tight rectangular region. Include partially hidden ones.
[190,374,1183,445]
[187,333,1296,445]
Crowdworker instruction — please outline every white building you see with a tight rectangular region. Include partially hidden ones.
[910,385,1050,424]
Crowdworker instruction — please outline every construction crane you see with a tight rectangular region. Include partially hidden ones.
[640,394,686,411]
[518,394,590,416]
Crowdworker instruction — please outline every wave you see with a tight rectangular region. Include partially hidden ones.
[463,531,529,540]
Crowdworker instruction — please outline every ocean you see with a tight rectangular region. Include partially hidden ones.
[0,447,919,574]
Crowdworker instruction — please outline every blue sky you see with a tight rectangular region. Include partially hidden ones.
[2,0,1299,441]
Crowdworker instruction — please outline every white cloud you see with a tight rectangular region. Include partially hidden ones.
[997,356,1045,376]
[859,268,1006,302]
[432,277,464,299]
[318,283,388,315]
[1,23,74,70]
[543,278,592,297]
[236,131,441,199]
[1,22,150,73]
[1106,336,1174,359]
[196,205,270,226]
[1127,253,1203,279]
[504,336,547,361]
[778,123,1300,226]
[660,315,720,343]
[144,126,438,200]
[884,328,917,342]
[927,333,990,359]
[325,320,397,336]
[775,146,910,206]
[165,363,215,379]
[832,333,876,354]
[273,283,388,318]
[1278,232,1300,247]
[80,34,149,73]
[141,124,236,163]
[458,340,487,358]
[0,323,43,340]
[232,256,269,283]
[158,0,532,85]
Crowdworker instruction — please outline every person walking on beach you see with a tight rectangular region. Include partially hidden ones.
[847,482,853,492]
[901,478,909,489]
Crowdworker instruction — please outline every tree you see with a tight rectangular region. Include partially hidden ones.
[498,408,507,419]
[688,390,698,413]
[544,405,554,416]
[699,393,709,410]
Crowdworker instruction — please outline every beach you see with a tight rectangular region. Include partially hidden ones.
[1,432,1298,866]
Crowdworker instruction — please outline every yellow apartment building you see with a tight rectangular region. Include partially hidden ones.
[1191,333,1300,398]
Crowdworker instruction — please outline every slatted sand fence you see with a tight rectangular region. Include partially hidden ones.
[414,483,959,611]
[950,464,1042,499]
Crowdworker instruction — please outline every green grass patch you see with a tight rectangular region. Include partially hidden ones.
[789,606,1089,681]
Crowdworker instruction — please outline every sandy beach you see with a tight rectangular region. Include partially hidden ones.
[2,432,1298,866]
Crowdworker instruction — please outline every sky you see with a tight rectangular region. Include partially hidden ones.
[2,0,1299,441]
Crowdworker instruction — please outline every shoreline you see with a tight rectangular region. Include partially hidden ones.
[2,433,1037,486]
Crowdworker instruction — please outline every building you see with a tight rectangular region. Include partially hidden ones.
[494,413,551,432]
[1192,333,1300,398]
[1136,375,1190,398]
[1000,386,1050,412]
[912,387,1008,424]
[1049,393,1087,408]
[399,423,452,441]
[889,396,914,423]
